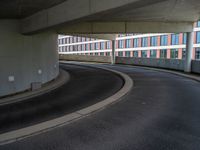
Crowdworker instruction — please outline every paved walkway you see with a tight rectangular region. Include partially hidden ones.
[1,63,200,150]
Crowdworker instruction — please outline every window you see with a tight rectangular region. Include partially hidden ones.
[183,33,187,44]
[151,36,157,46]
[90,43,93,50]
[100,42,105,50]
[171,34,179,45]
[95,43,99,50]
[160,49,167,58]
[118,40,124,48]
[197,21,200,27]
[160,35,168,46]
[170,49,179,59]
[74,45,77,51]
[126,39,131,48]
[100,52,104,56]
[141,51,147,58]
[182,48,186,59]
[133,51,138,57]
[70,46,73,51]
[196,32,200,44]
[95,53,98,56]
[81,45,85,51]
[77,45,81,51]
[73,37,76,43]
[133,39,139,47]
[141,37,148,47]
[195,48,200,60]
[150,50,157,58]
[118,51,123,57]
[106,41,111,49]
[85,44,89,51]
[106,52,110,56]
[125,51,130,57]
[82,37,85,42]
[59,47,61,52]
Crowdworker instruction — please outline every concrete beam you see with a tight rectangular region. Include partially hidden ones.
[58,21,194,34]
[69,34,117,40]
[21,0,149,34]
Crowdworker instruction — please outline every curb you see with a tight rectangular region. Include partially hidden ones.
[0,69,70,106]
[0,63,133,145]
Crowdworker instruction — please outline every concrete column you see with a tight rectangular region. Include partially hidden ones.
[0,20,59,97]
[111,40,116,64]
[184,32,194,73]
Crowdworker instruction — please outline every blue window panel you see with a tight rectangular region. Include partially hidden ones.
[133,51,138,57]
[107,41,111,49]
[81,45,85,51]
[126,39,131,48]
[183,33,187,44]
[141,37,148,47]
[141,51,147,58]
[95,43,99,50]
[197,21,200,27]
[118,40,124,48]
[85,44,88,50]
[151,36,157,46]
[160,35,168,46]
[196,32,200,44]
[134,39,139,47]
[100,42,105,50]
[150,50,157,58]
[171,34,179,45]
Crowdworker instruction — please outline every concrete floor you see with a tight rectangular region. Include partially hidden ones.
[1,63,200,150]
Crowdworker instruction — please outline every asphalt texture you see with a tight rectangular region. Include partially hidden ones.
[1,63,200,150]
[0,63,123,134]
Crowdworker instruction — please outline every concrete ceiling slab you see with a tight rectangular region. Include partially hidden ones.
[0,0,67,18]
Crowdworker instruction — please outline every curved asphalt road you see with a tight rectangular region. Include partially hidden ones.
[1,63,200,150]
[0,63,123,134]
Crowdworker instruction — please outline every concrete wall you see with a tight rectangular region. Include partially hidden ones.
[59,54,111,63]
[116,57,200,74]
[59,54,200,74]
[192,60,200,74]
[0,20,59,97]
[116,57,185,71]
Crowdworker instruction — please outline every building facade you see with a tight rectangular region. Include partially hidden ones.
[58,21,200,60]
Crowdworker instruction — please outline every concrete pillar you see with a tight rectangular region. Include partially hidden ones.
[0,20,59,97]
[111,40,116,64]
[184,32,194,73]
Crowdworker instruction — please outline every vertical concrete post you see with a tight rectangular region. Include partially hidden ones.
[111,40,116,64]
[184,32,194,73]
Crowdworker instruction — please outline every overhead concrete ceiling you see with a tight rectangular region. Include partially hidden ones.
[0,0,67,18]
[9,0,199,34]
[86,0,200,22]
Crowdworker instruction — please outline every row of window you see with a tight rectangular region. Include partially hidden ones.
[59,41,112,52]
[60,32,200,52]
[59,31,200,49]
[64,48,200,60]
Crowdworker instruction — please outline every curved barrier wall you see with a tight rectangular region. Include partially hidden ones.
[59,54,200,74]
[0,20,59,97]
[59,54,111,63]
